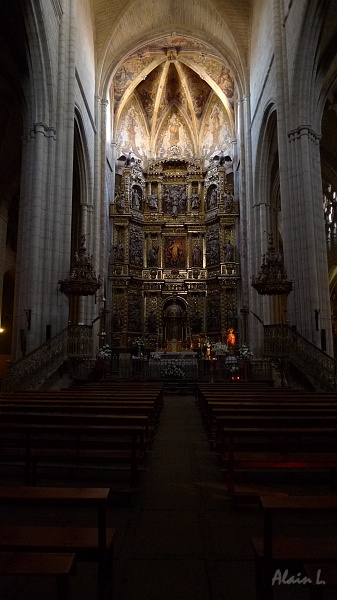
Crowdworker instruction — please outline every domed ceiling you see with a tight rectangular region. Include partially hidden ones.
[112,35,236,166]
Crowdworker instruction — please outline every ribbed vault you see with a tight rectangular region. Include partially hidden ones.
[112,36,237,163]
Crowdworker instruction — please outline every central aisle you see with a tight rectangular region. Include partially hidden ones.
[114,394,259,600]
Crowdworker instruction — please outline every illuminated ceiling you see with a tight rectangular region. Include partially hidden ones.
[112,36,236,163]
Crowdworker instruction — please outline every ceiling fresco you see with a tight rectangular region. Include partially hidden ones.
[112,35,235,163]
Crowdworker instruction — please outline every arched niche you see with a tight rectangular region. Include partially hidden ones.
[162,297,187,351]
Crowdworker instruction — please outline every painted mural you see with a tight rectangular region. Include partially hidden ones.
[179,63,211,120]
[139,36,211,53]
[136,63,165,125]
[114,54,155,107]
[156,110,194,158]
[116,98,149,160]
[157,64,191,124]
[164,237,187,269]
[184,53,235,108]
[201,99,232,160]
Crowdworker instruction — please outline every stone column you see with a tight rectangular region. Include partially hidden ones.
[287,126,332,351]
[0,210,8,325]
[13,122,57,358]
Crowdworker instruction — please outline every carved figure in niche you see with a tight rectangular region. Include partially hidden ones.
[191,310,202,334]
[224,190,233,212]
[163,185,187,215]
[208,187,218,209]
[171,192,179,216]
[206,234,220,267]
[132,187,141,210]
[191,189,200,209]
[147,311,157,333]
[192,244,202,267]
[115,189,125,213]
[129,231,143,266]
[148,192,158,210]
[128,300,142,332]
[112,308,123,331]
[115,239,124,262]
[148,245,159,267]
[224,239,234,262]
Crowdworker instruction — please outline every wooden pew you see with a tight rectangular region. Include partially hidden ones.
[220,426,337,496]
[0,485,115,600]
[211,406,337,448]
[0,552,76,600]
[0,421,146,486]
[252,494,337,600]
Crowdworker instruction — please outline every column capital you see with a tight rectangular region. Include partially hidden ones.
[30,122,56,139]
[288,125,321,143]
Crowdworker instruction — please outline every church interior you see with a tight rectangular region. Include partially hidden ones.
[1,1,337,599]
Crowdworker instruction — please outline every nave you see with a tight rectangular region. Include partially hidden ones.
[1,383,337,599]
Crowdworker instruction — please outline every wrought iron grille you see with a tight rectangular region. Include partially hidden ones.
[264,324,337,390]
[6,328,68,391]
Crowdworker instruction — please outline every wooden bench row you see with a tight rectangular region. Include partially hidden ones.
[253,494,337,599]
[0,485,114,600]
[0,383,164,487]
[196,385,337,496]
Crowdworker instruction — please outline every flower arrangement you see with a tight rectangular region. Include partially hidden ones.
[237,344,253,361]
[161,360,185,379]
[96,344,112,361]
[212,341,229,356]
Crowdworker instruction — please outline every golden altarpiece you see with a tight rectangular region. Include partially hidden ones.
[109,154,239,351]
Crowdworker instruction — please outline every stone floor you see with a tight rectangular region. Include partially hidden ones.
[0,393,336,600]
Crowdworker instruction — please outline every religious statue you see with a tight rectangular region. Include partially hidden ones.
[115,239,124,262]
[148,192,158,210]
[132,187,141,210]
[224,190,233,212]
[191,189,200,209]
[226,327,236,347]
[115,189,125,213]
[192,244,202,267]
[163,185,187,215]
[148,245,159,267]
[224,239,234,262]
[208,187,218,209]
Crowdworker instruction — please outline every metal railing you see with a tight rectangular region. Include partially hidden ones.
[5,325,96,391]
[6,328,68,391]
[264,324,337,390]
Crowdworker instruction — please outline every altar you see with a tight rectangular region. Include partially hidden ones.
[148,351,198,380]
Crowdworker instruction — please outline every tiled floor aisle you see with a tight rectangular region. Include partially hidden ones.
[113,394,259,600]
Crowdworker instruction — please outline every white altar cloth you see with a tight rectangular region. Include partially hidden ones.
[149,351,198,379]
